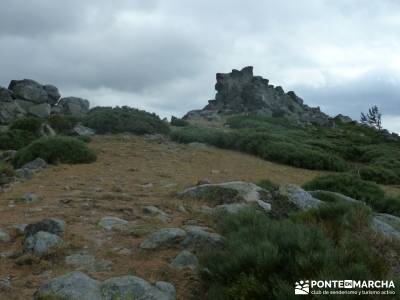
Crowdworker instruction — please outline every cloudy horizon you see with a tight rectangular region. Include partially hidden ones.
[1,0,399,132]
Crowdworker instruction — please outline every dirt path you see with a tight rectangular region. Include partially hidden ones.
[0,135,333,299]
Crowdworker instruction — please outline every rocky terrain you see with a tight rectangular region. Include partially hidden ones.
[184,66,341,126]
[0,79,89,125]
[0,69,399,299]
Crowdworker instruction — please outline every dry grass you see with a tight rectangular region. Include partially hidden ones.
[0,134,397,299]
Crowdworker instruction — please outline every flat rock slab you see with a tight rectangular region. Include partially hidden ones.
[99,216,129,231]
[140,228,187,250]
[178,181,270,205]
[278,184,323,211]
[35,272,175,300]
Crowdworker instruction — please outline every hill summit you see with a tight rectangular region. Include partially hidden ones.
[184,66,337,125]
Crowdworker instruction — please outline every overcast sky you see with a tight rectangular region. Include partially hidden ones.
[1,0,399,132]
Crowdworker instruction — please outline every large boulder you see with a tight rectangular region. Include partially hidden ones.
[24,231,63,256]
[171,250,198,270]
[43,84,61,105]
[0,101,26,124]
[57,97,90,116]
[372,213,400,240]
[278,184,323,211]
[28,103,51,118]
[0,87,13,102]
[8,79,49,104]
[183,66,331,125]
[178,181,270,205]
[35,271,102,300]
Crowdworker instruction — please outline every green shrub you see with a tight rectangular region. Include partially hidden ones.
[357,166,400,185]
[257,179,279,192]
[201,207,389,300]
[13,137,97,167]
[0,161,14,177]
[48,115,79,134]
[170,116,189,127]
[0,129,36,150]
[301,174,400,216]
[10,117,43,133]
[83,106,169,135]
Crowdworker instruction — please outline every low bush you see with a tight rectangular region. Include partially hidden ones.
[0,129,36,150]
[0,161,14,177]
[202,207,389,300]
[10,117,43,133]
[302,174,400,216]
[48,115,79,134]
[170,127,347,171]
[357,166,400,185]
[13,137,97,167]
[170,116,189,127]
[83,106,169,135]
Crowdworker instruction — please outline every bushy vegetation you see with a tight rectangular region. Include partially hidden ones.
[0,129,36,150]
[303,174,400,216]
[170,116,189,127]
[13,137,97,167]
[170,125,346,171]
[170,115,400,182]
[83,106,169,135]
[48,115,79,134]
[0,161,14,177]
[10,117,43,133]
[202,206,394,300]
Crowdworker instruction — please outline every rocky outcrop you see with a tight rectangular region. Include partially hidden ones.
[0,79,90,124]
[35,271,176,300]
[184,66,331,125]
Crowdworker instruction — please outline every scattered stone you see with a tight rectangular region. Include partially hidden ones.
[24,231,63,256]
[177,205,187,213]
[18,193,41,204]
[15,168,34,179]
[278,184,323,211]
[99,216,129,231]
[0,276,11,291]
[140,228,187,250]
[20,157,48,171]
[24,218,65,237]
[184,220,199,226]
[182,225,223,252]
[256,199,272,212]
[65,254,112,272]
[171,250,198,270]
[198,205,213,214]
[35,271,102,300]
[0,229,10,242]
[179,181,270,205]
[73,124,96,136]
[101,275,175,300]
[197,179,211,185]
[143,206,170,223]
[39,123,56,137]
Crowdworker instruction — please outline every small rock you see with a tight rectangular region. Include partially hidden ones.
[171,250,198,270]
[99,216,129,231]
[182,226,223,252]
[140,228,187,250]
[256,200,272,212]
[214,203,248,214]
[73,124,96,136]
[25,218,65,237]
[0,229,10,242]
[177,205,187,213]
[65,254,112,272]
[19,193,41,204]
[155,281,176,299]
[0,276,11,291]
[0,150,17,162]
[21,158,48,171]
[143,206,171,223]
[197,179,211,185]
[24,231,63,256]
[184,220,199,226]
[278,184,323,211]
